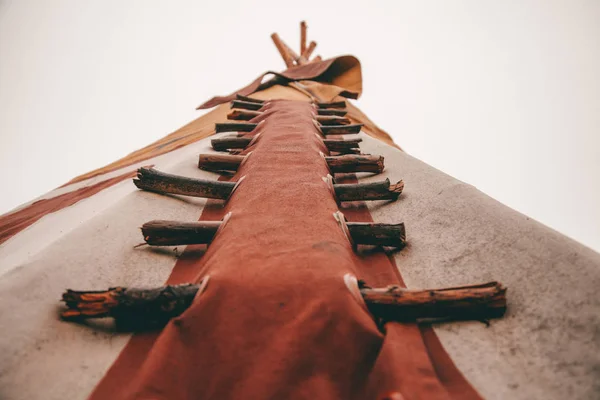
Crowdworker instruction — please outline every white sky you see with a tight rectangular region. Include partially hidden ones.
[1,0,599,252]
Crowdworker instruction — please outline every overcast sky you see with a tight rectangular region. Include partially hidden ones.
[1,0,599,252]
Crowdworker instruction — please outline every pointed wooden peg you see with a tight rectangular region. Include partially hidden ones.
[215,122,258,133]
[347,221,406,248]
[211,136,253,151]
[61,282,206,327]
[231,99,263,111]
[334,178,404,202]
[227,109,262,121]
[316,115,351,125]
[235,94,264,104]
[198,154,245,172]
[325,154,384,174]
[320,124,363,135]
[359,280,507,322]
[317,109,348,117]
[317,101,346,109]
[134,167,236,200]
[322,138,362,152]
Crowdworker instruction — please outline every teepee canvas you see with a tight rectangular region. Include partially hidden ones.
[0,22,598,400]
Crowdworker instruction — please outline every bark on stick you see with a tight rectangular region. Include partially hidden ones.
[360,281,507,321]
[215,122,257,133]
[134,168,234,199]
[317,109,348,117]
[335,179,404,201]
[231,100,263,111]
[228,109,262,121]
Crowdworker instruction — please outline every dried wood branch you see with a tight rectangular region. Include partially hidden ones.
[231,100,263,111]
[61,283,201,328]
[326,154,384,174]
[235,94,264,104]
[215,122,258,133]
[335,179,403,202]
[322,138,361,152]
[317,115,351,125]
[320,124,363,135]
[141,220,221,246]
[317,109,348,117]
[227,109,262,121]
[198,154,244,172]
[347,222,406,248]
[211,137,252,151]
[317,101,346,109]
[134,167,234,199]
[360,281,507,322]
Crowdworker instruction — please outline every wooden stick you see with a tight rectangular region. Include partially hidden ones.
[134,168,234,199]
[347,222,406,247]
[199,154,244,172]
[282,39,308,65]
[271,32,294,68]
[137,220,404,247]
[316,115,351,125]
[227,109,262,121]
[360,281,507,321]
[317,101,346,109]
[61,284,201,327]
[326,154,384,174]
[335,179,404,202]
[215,122,257,133]
[197,153,383,174]
[300,21,307,55]
[320,124,363,135]
[231,100,263,111]
[317,109,348,117]
[235,94,264,104]
[322,138,361,152]
[303,40,317,59]
[142,220,221,246]
[61,280,506,327]
[211,137,252,151]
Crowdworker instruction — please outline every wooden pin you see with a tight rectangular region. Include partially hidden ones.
[227,109,262,121]
[334,178,404,202]
[212,137,252,151]
[320,124,363,135]
[215,122,258,133]
[322,138,362,152]
[317,109,348,117]
[134,167,235,200]
[317,101,346,109]
[231,100,263,111]
[317,115,351,125]
[235,94,264,104]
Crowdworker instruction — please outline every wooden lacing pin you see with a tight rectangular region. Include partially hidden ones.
[198,152,251,173]
[211,132,261,152]
[235,94,264,104]
[227,109,262,121]
[316,100,346,109]
[231,99,263,111]
[317,108,347,117]
[215,122,258,133]
[316,115,351,126]
[60,276,211,329]
[320,124,363,136]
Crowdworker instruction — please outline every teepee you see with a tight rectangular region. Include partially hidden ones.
[0,22,598,400]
